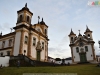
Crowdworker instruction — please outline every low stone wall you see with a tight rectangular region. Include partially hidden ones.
[0,56,10,67]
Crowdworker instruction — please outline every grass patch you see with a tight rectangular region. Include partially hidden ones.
[0,64,100,75]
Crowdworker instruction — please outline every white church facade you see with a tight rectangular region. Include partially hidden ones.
[0,3,49,62]
[69,27,96,63]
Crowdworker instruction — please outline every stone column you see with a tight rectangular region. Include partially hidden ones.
[46,42,48,62]
[44,41,47,62]
[27,32,32,57]
[71,47,74,63]
[11,37,15,56]
[19,30,24,55]
[91,44,96,60]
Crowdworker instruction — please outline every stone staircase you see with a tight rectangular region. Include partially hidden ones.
[9,55,60,67]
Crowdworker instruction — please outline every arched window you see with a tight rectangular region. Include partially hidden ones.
[71,37,73,42]
[25,36,28,44]
[42,42,44,49]
[88,34,90,38]
[27,16,30,22]
[7,51,10,56]
[9,39,12,46]
[2,41,5,48]
[85,46,88,52]
[33,37,36,46]
[19,15,22,22]
[45,29,47,35]
[76,47,79,53]
[1,52,3,56]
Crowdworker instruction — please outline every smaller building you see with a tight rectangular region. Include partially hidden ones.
[48,56,55,63]
[68,26,96,64]
[65,57,72,64]
[96,55,100,63]
[55,58,62,64]
[0,56,10,67]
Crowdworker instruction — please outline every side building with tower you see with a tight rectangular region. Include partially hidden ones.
[0,4,49,62]
[68,26,96,64]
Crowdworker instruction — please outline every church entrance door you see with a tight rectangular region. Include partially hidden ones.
[37,51,41,61]
[79,53,87,63]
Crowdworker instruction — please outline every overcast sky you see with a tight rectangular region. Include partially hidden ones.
[0,0,100,58]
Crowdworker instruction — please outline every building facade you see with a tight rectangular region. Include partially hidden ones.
[68,26,96,63]
[0,3,49,62]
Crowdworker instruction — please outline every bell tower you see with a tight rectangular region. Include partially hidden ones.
[84,26,93,40]
[68,29,76,44]
[13,3,33,56]
[16,3,33,26]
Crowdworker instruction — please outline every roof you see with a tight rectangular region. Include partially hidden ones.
[84,26,92,34]
[17,3,33,15]
[65,57,72,60]
[69,29,76,36]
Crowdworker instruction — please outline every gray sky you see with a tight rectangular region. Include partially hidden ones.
[0,0,100,58]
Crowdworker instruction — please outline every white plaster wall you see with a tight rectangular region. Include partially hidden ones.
[65,60,72,64]
[0,49,12,56]
[73,47,80,62]
[85,45,93,61]
[0,56,10,67]
[13,32,21,56]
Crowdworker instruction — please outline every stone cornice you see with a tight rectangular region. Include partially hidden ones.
[0,47,12,51]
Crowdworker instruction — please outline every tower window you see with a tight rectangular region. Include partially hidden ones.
[37,29,41,32]
[85,46,88,52]
[19,15,22,22]
[42,42,44,49]
[2,41,5,48]
[25,36,28,44]
[88,34,90,38]
[76,47,79,53]
[71,37,73,41]
[45,29,47,35]
[33,37,36,46]
[27,16,30,22]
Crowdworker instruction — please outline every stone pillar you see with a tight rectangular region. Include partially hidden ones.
[19,30,24,55]
[27,32,32,57]
[46,42,48,62]
[44,41,47,62]
[91,44,96,60]
[71,47,74,63]
[11,37,15,56]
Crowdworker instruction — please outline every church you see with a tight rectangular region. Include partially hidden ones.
[0,3,49,62]
[69,26,96,63]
